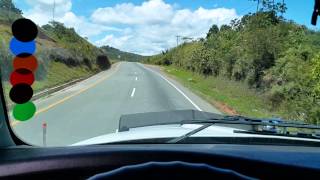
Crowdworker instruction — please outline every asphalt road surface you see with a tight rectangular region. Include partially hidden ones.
[11,62,220,146]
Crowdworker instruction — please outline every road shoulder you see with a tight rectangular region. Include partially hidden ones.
[142,64,222,114]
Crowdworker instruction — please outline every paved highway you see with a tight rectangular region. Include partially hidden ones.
[11,62,220,146]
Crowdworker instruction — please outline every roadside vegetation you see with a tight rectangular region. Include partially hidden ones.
[163,66,284,118]
[145,0,320,124]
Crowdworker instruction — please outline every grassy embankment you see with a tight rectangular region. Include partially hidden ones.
[162,65,285,119]
[0,25,95,93]
[0,19,110,106]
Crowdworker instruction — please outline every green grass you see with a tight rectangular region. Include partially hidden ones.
[32,61,93,92]
[3,61,95,103]
[163,66,285,119]
[110,59,119,64]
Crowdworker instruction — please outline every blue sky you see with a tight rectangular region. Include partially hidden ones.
[14,0,317,55]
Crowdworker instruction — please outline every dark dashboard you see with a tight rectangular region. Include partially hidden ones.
[0,144,319,179]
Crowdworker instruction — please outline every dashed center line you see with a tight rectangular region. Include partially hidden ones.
[135,77,138,81]
[130,88,136,98]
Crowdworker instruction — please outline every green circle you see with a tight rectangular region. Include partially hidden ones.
[13,102,36,121]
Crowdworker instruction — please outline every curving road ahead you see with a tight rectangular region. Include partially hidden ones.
[11,62,220,146]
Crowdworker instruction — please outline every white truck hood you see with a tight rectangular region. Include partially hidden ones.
[72,124,320,146]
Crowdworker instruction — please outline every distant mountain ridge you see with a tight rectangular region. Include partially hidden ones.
[101,45,143,62]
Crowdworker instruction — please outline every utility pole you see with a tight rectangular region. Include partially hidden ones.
[271,0,275,12]
[176,35,181,47]
[282,0,285,16]
[53,0,56,22]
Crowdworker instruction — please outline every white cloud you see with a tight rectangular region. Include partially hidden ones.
[23,0,119,38]
[22,0,240,55]
[60,12,122,37]
[96,34,133,48]
[91,0,240,55]
[24,0,72,25]
[91,0,173,25]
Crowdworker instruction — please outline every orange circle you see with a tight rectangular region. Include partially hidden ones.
[13,56,38,72]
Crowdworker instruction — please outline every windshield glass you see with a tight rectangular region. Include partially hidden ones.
[1,0,320,146]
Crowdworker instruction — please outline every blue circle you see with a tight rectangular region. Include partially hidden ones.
[9,38,36,56]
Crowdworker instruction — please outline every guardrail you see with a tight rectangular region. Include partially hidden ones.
[7,62,118,110]
[31,77,86,101]
[6,77,87,110]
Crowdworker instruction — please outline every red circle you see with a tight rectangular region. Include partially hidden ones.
[10,69,34,86]
[13,56,38,72]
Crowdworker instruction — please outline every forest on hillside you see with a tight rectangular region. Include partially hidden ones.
[101,46,143,62]
[145,0,320,124]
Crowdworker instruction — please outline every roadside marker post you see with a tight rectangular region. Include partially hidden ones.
[42,122,47,147]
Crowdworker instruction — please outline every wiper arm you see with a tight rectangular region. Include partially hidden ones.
[168,116,239,144]
[167,116,320,143]
[168,116,243,143]
[167,123,213,143]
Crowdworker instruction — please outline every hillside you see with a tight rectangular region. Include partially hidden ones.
[145,3,320,124]
[0,1,111,94]
[101,45,143,62]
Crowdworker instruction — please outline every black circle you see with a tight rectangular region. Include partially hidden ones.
[16,68,32,75]
[12,18,38,42]
[17,53,32,58]
[9,83,33,104]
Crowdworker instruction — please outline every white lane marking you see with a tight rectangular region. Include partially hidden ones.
[135,77,138,81]
[131,88,136,98]
[141,64,202,111]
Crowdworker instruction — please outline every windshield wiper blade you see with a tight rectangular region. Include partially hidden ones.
[167,116,320,143]
[167,116,240,143]
[182,118,320,129]
[167,117,236,144]
[233,130,320,140]
[167,123,213,143]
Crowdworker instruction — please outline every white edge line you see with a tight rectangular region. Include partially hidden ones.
[130,88,136,98]
[140,64,202,111]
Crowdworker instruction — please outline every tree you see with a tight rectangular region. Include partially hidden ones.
[312,54,320,97]
[252,0,287,14]
[0,0,22,22]
[0,0,22,15]
[206,24,219,39]
[220,25,232,32]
